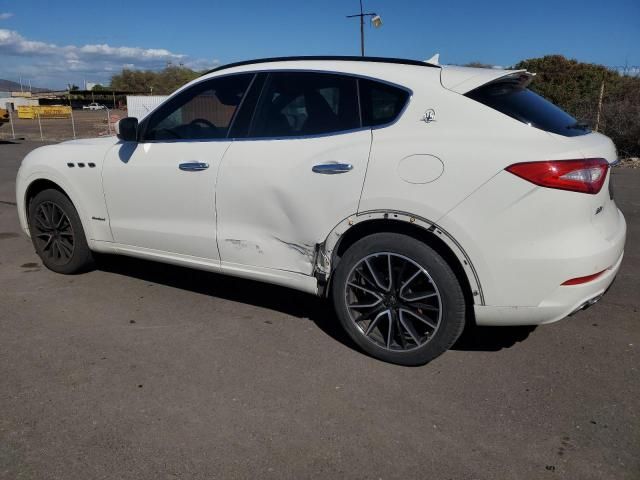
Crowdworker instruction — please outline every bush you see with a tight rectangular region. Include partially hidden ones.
[110,66,200,95]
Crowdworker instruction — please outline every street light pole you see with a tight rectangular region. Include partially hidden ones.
[346,0,382,57]
[359,1,365,56]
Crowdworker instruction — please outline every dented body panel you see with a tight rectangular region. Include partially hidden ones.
[217,130,372,275]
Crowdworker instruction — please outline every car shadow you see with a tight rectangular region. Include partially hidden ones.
[95,253,353,347]
[452,324,536,351]
[95,254,535,354]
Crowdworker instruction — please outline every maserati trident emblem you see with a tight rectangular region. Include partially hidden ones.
[422,109,436,123]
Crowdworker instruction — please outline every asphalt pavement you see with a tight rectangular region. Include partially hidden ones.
[1,140,638,479]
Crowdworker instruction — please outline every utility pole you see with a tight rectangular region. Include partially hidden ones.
[595,78,605,132]
[346,1,382,56]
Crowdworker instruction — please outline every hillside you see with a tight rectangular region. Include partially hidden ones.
[0,79,51,93]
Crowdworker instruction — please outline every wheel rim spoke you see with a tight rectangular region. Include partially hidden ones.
[345,252,442,352]
[386,310,394,348]
[400,308,437,329]
[38,204,51,226]
[399,311,422,345]
[34,216,50,231]
[57,239,73,258]
[41,234,54,252]
[364,309,390,336]
[348,298,383,309]
[401,291,438,302]
[364,257,391,292]
[347,281,382,299]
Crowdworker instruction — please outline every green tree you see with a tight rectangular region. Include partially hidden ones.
[110,66,200,94]
[516,55,640,157]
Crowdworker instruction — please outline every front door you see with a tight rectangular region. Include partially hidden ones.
[102,73,254,260]
[217,71,372,275]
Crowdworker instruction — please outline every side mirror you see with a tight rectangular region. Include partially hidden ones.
[116,117,139,142]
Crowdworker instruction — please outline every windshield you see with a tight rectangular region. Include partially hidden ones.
[466,81,590,137]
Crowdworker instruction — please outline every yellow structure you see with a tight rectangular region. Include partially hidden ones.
[17,105,72,119]
[0,107,9,126]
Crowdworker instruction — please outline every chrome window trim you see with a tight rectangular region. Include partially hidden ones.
[138,68,413,143]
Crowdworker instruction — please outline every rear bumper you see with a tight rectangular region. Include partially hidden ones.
[474,250,624,326]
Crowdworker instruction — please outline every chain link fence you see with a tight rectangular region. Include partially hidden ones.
[0,105,125,141]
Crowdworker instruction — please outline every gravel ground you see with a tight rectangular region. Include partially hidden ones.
[1,140,638,480]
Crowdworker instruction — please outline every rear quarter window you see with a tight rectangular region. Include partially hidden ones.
[465,80,590,137]
[359,79,409,127]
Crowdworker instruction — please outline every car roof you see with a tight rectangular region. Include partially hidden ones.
[178,57,535,102]
[201,56,440,77]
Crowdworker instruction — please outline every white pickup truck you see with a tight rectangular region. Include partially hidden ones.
[83,103,105,110]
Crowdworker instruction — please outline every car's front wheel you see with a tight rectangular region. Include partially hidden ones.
[28,188,94,274]
[332,233,466,366]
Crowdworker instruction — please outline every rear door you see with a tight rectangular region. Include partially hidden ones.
[216,71,372,275]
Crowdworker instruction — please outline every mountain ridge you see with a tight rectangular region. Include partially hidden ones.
[0,79,51,93]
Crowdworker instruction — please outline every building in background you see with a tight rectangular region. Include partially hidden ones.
[0,92,39,111]
[126,95,168,119]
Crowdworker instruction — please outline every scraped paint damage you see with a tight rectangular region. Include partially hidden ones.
[224,238,264,255]
[273,236,316,262]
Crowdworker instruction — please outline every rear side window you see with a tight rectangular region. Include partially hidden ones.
[251,72,359,137]
[466,81,590,137]
[359,79,409,127]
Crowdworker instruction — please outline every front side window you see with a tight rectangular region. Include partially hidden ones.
[142,74,253,141]
[251,72,359,137]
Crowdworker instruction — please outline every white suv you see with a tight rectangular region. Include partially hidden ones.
[16,56,626,365]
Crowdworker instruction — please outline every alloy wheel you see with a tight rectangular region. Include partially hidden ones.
[344,252,442,352]
[32,201,75,265]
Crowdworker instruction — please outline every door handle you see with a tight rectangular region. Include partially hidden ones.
[312,163,353,174]
[179,162,209,171]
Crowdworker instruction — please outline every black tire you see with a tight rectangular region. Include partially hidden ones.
[331,233,466,366]
[28,188,94,274]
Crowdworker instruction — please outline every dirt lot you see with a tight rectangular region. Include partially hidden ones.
[1,140,639,479]
[0,110,124,141]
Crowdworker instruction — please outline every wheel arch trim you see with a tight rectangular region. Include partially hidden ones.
[315,209,485,305]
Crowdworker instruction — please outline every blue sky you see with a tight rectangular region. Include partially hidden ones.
[1,0,638,88]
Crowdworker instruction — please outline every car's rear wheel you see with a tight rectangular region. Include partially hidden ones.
[28,189,94,274]
[332,233,466,366]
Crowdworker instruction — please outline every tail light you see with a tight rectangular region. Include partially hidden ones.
[505,158,609,194]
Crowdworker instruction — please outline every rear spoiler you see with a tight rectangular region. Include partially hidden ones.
[440,66,535,94]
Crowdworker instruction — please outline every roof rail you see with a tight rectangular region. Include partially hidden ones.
[201,56,439,76]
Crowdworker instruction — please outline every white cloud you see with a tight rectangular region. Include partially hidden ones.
[0,12,13,20]
[0,28,218,87]
[0,29,185,62]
